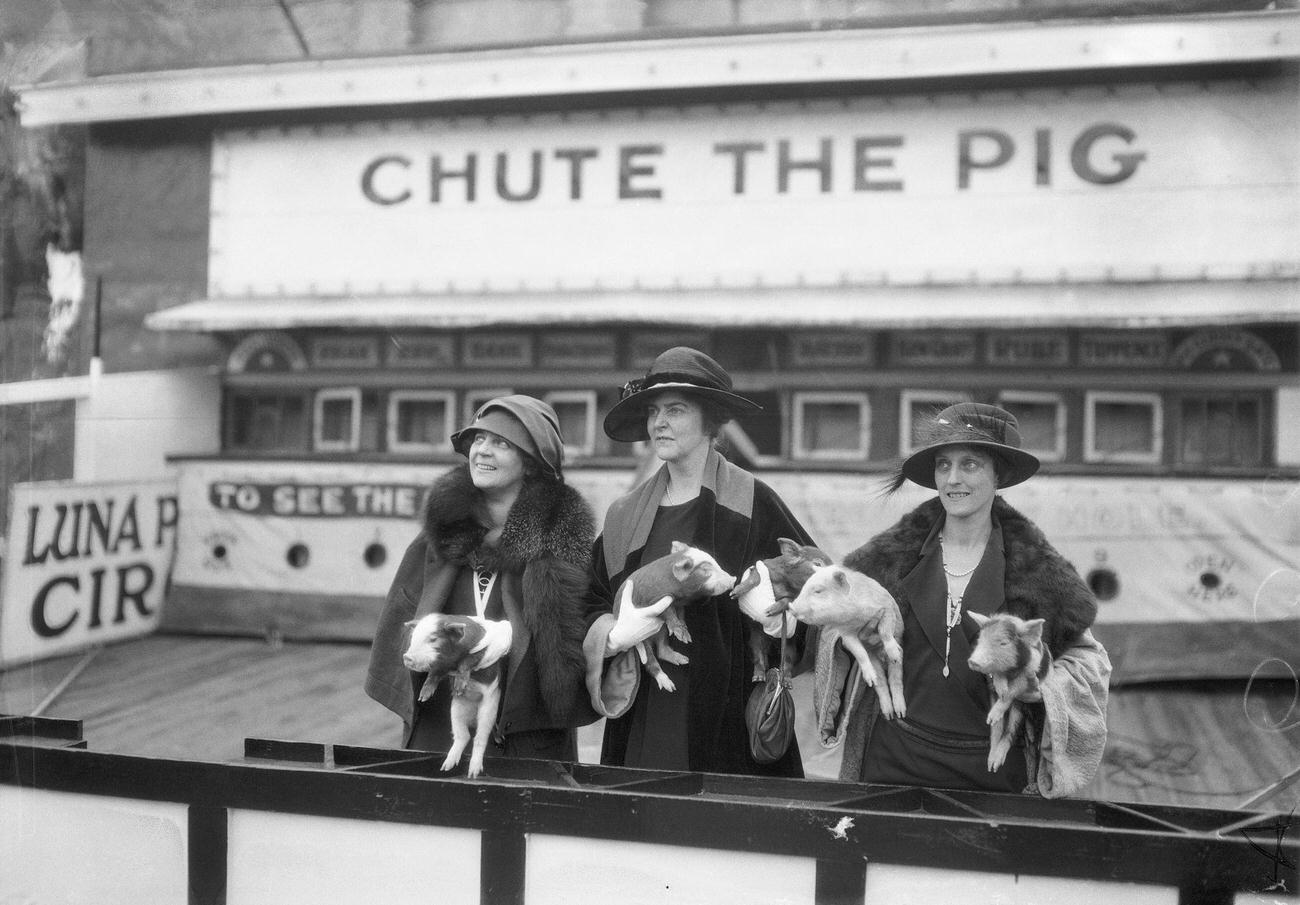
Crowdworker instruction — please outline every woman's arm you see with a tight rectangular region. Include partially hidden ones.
[1030,629,1112,798]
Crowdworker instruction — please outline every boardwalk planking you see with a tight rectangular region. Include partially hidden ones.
[1,633,1297,813]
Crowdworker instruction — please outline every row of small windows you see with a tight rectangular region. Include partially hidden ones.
[225,385,1268,469]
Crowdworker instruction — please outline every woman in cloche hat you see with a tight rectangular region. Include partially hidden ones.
[367,395,598,763]
[580,347,819,778]
[816,402,1111,797]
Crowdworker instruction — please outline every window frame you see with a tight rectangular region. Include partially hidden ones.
[791,391,872,461]
[313,387,363,453]
[1084,390,1163,465]
[899,389,970,456]
[543,390,599,458]
[386,390,456,456]
[1173,391,1267,469]
[997,390,1067,463]
[463,387,514,427]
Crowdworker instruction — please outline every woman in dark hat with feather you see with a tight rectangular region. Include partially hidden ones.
[581,347,818,777]
[366,394,597,761]
[814,402,1111,796]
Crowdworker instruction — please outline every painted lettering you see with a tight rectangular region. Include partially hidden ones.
[777,139,832,194]
[618,145,663,199]
[854,137,904,191]
[359,155,412,205]
[1071,123,1146,185]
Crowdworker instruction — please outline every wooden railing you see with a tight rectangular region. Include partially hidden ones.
[1,714,1295,905]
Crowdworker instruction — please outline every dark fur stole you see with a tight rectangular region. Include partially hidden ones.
[842,496,1096,657]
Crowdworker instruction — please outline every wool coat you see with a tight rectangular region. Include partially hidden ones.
[366,464,598,745]
[582,450,816,777]
[814,496,1112,797]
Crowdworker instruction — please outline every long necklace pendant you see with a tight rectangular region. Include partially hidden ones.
[942,630,952,678]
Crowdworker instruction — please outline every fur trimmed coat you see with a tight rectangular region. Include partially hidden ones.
[366,464,598,743]
[814,496,1112,797]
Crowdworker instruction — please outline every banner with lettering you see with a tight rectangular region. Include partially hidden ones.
[764,473,1300,626]
[172,461,434,597]
[171,460,636,600]
[208,79,1297,297]
[764,472,1300,681]
[0,480,178,668]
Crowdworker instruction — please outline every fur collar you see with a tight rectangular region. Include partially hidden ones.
[423,464,593,571]
[844,496,1096,656]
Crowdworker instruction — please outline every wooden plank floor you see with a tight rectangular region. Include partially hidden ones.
[2,633,1297,814]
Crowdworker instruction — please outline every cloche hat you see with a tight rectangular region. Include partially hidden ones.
[451,394,565,480]
[603,346,761,443]
[897,402,1040,490]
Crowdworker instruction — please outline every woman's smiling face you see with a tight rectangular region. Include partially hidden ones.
[645,391,710,464]
[933,444,999,520]
[467,430,526,493]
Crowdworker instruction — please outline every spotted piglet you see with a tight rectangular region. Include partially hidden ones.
[966,611,1049,773]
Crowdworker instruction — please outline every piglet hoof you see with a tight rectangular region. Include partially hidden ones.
[751,668,767,683]
[466,758,485,780]
[440,753,460,772]
[658,648,689,666]
[654,673,677,693]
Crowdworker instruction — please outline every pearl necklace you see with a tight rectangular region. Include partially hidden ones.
[939,533,981,577]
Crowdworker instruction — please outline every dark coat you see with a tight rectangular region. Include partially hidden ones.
[817,494,1109,794]
[365,464,598,743]
[583,452,815,778]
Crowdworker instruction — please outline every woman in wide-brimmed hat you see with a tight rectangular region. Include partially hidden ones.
[366,395,599,765]
[815,402,1112,797]
[582,347,818,778]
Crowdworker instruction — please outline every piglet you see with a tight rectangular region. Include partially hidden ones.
[403,613,509,779]
[788,565,906,720]
[616,540,735,692]
[966,611,1048,773]
[731,538,832,681]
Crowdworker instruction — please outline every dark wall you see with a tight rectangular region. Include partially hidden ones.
[84,121,222,372]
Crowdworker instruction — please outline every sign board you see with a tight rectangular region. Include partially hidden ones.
[0,480,177,668]
[209,80,1299,296]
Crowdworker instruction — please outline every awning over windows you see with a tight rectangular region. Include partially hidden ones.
[144,280,1300,333]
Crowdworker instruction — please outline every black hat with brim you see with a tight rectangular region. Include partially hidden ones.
[603,346,761,443]
[899,402,1041,490]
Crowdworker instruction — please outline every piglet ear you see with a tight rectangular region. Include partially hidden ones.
[832,568,849,590]
[1023,618,1046,644]
[403,619,419,628]
[445,623,466,640]
[671,554,694,582]
[777,538,799,557]
[966,611,990,628]
[671,540,689,554]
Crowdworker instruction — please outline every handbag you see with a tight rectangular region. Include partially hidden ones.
[744,612,796,764]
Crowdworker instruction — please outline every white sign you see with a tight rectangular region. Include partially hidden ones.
[1,480,178,668]
[208,80,1298,296]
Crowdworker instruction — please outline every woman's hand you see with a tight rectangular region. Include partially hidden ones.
[606,583,674,656]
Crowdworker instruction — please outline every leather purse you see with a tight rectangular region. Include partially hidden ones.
[744,613,795,764]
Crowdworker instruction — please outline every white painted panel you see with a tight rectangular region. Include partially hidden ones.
[0,786,188,904]
[226,809,480,905]
[525,834,816,905]
[0,478,178,668]
[209,81,1299,297]
[864,862,1177,904]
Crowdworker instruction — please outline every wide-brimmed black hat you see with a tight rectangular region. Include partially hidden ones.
[899,402,1040,490]
[603,347,761,442]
